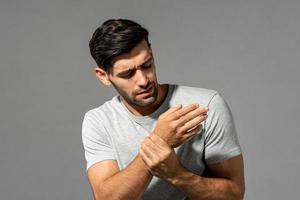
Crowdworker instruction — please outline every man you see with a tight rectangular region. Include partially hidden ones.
[82,19,245,200]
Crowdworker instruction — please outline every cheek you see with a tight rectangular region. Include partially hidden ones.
[149,68,157,80]
[119,82,135,96]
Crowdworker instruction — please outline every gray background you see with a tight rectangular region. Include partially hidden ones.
[1,0,299,199]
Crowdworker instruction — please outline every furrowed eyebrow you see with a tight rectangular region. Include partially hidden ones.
[117,69,134,77]
[142,56,153,66]
[116,55,153,77]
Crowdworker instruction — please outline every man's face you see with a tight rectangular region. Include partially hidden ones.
[106,40,159,108]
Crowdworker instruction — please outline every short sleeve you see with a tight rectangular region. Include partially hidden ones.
[204,93,242,164]
[81,111,116,171]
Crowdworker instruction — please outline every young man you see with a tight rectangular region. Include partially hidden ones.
[82,19,245,200]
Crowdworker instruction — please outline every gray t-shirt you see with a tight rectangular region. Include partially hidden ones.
[81,84,242,200]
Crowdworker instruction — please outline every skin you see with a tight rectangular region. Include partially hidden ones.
[140,134,245,200]
[96,40,164,116]
[89,39,245,200]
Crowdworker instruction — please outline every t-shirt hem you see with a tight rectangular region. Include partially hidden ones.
[86,156,117,171]
[205,147,242,164]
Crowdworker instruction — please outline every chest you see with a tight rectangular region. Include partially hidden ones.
[107,117,157,169]
[108,119,207,175]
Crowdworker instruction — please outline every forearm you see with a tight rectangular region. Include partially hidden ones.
[96,155,153,200]
[169,167,244,200]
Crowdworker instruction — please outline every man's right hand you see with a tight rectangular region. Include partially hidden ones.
[152,104,208,148]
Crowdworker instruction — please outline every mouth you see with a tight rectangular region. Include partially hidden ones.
[137,85,153,96]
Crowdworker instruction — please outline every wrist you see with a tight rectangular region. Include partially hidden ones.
[168,165,201,188]
[150,131,171,147]
[165,163,188,185]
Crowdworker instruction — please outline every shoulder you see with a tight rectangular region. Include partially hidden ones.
[171,84,219,107]
[82,96,120,123]
[81,97,121,141]
[170,84,233,120]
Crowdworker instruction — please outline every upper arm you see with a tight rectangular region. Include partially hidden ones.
[87,160,120,199]
[203,93,245,197]
[82,112,117,170]
[204,93,242,164]
[82,112,119,198]
[206,154,245,195]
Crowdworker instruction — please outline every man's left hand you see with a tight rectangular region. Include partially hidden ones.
[139,134,183,181]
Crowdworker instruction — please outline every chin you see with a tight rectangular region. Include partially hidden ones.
[135,98,155,107]
[134,97,156,107]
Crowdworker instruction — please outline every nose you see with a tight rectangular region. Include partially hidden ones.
[135,69,149,88]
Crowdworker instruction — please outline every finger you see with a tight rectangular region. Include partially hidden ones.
[169,103,201,120]
[176,106,208,126]
[181,126,202,143]
[139,149,153,169]
[142,137,160,158]
[160,104,182,118]
[149,134,170,149]
[177,114,207,133]
[183,124,203,140]
[186,123,203,134]
[147,136,169,156]
[141,143,163,170]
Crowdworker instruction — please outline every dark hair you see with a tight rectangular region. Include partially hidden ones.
[89,19,150,72]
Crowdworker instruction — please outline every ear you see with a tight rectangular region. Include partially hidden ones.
[95,67,111,86]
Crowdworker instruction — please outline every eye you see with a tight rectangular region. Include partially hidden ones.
[141,62,152,69]
[120,70,135,79]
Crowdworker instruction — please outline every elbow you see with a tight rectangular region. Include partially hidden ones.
[232,183,245,200]
[92,189,101,200]
[93,188,121,200]
[239,187,245,200]
[234,191,245,200]
[93,190,112,200]
[92,187,108,200]
[93,192,108,200]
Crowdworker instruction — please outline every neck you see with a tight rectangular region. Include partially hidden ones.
[122,84,169,116]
